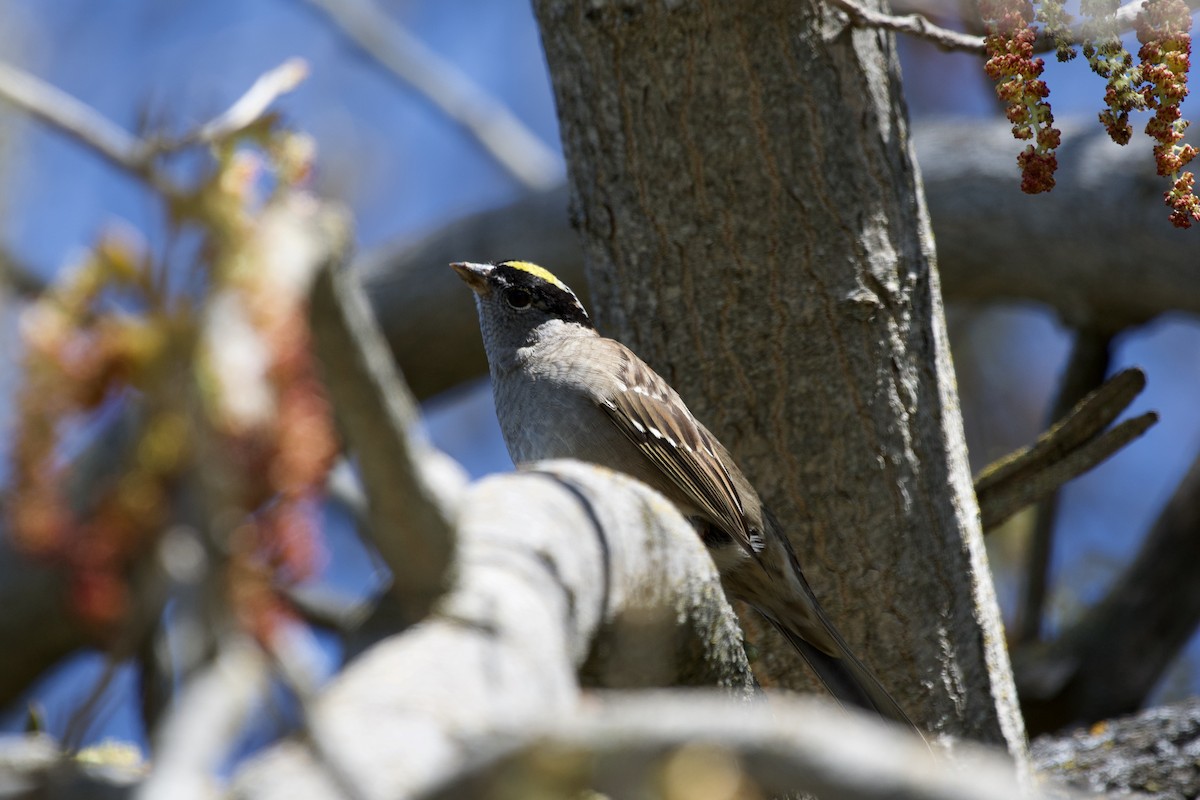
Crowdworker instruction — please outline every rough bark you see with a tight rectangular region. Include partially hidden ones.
[1031,697,1200,799]
[532,0,1024,751]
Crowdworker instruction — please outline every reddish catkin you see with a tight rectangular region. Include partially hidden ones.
[982,0,1062,193]
[1136,0,1199,226]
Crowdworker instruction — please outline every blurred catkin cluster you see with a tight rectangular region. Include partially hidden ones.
[7,126,338,643]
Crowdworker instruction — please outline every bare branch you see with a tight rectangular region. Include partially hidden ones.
[1014,330,1113,644]
[0,60,162,182]
[425,694,1053,800]
[836,0,1200,55]
[0,529,86,708]
[829,0,987,52]
[1015,451,1200,733]
[137,635,270,800]
[359,121,1200,403]
[191,58,309,145]
[1032,697,1200,796]
[266,625,371,800]
[974,369,1156,531]
[233,462,753,800]
[0,58,308,195]
[1031,0,1200,53]
[308,242,464,623]
[295,0,564,191]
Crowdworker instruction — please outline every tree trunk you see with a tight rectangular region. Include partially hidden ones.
[533,0,1026,752]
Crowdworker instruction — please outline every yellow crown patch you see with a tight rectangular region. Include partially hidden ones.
[501,261,569,292]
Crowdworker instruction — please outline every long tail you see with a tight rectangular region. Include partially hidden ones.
[764,615,919,732]
[751,510,923,735]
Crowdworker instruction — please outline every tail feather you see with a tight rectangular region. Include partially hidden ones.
[765,616,921,734]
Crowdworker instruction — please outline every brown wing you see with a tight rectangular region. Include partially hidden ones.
[597,347,765,555]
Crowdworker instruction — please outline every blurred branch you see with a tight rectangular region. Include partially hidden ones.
[189,59,308,145]
[918,118,1200,330]
[233,462,754,800]
[0,529,85,708]
[265,625,370,800]
[0,404,154,710]
[974,368,1155,531]
[296,0,563,191]
[0,60,167,186]
[425,694,1044,800]
[0,246,48,298]
[308,245,464,624]
[0,58,307,195]
[137,635,270,800]
[63,540,173,753]
[1014,330,1113,644]
[1015,450,1200,734]
[1035,0,1200,51]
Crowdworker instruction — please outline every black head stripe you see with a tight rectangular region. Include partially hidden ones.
[492,262,593,328]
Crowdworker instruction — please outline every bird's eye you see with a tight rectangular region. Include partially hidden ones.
[504,287,533,309]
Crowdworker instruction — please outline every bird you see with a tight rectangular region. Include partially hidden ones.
[451,258,920,732]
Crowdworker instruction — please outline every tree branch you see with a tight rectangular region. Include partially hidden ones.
[832,0,1200,55]
[232,461,754,800]
[1015,330,1114,644]
[0,58,308,195]
[828,0,987,52]
[1031,697,1200,797]
[974,368,1155,532]
[425,694,1049,800]
[1014,450,1200,733]
[294,0,563,191]
[138,634,271,800]
[308,243,465,624]
[0,60,157,179]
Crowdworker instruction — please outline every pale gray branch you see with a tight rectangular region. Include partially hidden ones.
[0,58,308,194]
[830,0,986,52]
[0,59,151,175]
[308,243,465,623]
[426,693,1062,800]
[191,58,309,144]
[137,635,270,800]
[232,461,753,800]
[296,0,563,191]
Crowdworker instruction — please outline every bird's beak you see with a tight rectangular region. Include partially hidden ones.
[450,261,492,295]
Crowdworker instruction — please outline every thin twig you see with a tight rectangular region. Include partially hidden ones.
[833,0,1195,55]
[0,58,309,196]
[296,0,564,190]
[192,58,309,144]
[0,60,162,181]
[828,0,987,52]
